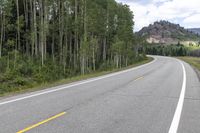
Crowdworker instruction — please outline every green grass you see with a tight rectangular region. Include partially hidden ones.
[0,57,153,98]
[181,41,200,51]
[185,45,200,51]
[178,57,200,71]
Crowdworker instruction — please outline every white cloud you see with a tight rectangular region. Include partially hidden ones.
[153,0,171,3]
[183,14,200,28]
[116,0,200,31]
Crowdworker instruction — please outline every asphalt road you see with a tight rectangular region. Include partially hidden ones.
[0,56,200,133]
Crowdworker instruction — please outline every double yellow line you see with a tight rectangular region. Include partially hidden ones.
[17,112,66,133]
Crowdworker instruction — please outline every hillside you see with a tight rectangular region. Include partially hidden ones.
[188,28,200,35]
[137,20,200,44]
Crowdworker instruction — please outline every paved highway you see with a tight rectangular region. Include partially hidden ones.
[0,56,200,133]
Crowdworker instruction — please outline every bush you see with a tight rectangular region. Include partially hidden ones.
[14,77,29,86]
[0,57,8,74]
[0,53,148,95]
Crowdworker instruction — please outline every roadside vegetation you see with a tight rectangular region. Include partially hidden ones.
[147,43,200,76]
[0,57,152,96]
[146,43,189,56]
[178,57,200,71]
[146,42,200,57]
[0,0,147,95]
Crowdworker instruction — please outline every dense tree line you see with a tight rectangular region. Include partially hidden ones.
[146,44,188,56]
[0,0,145,93]
[189,49,200,57]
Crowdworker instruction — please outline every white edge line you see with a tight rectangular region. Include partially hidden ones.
[0,56,157,106]
[168,60,186,133]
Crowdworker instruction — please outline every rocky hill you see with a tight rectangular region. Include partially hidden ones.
[137,20,200,44]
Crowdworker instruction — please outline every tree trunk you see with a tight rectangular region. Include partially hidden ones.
[116,55,119,68]
[29,0,34,56]
[44,0,48,60]
[24,0,29,55]
[0,12,4,58]
[74,0,78,68]
[103,37,106,61]
[39,0,44,66]
[51,2,55,62]
[69,34,72,67]
[81,55,85,75]
[81,0,87,75]
[52,28,55,62]
[33,0,38,56]
[125,57,128,66]
[16,0,20,51]
[63,33,68,73]
[59,0,64,64]
[92,46,95,71]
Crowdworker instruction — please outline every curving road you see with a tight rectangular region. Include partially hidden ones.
[0,56,200,133]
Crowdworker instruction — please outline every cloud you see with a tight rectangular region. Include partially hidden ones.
[183,14,200,28]
[116,0,200,31]
[153,0,171,3]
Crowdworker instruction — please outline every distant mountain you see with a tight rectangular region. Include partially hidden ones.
[188,28,200,35]
[137,20,200,44]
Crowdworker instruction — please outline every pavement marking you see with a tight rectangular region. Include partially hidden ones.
[17,112,66,133]
[168,60,186,133]
[0,57,157,106]
[134,77,144,81]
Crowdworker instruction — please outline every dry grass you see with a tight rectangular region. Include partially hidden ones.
[178,57,200,71]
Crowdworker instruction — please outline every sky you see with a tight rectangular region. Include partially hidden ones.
[115,0,200,31]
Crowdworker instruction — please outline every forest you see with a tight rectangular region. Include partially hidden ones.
[146,43,188,56]
[146,43,200,57]
[0,0,146,94]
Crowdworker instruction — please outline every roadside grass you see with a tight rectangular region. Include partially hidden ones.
[178,56,200,71]
[0,57,153,98]
[185,45,200,51]
[180,42,200,51]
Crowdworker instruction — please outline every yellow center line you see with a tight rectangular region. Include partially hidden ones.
[134,76,144,81]
[17,112,66,133]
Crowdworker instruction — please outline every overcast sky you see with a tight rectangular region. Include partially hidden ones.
[115,0,200,31]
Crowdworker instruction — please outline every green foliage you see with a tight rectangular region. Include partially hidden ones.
[146,44,189,56]
[0,0,147,95]
[112,37,124,55]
